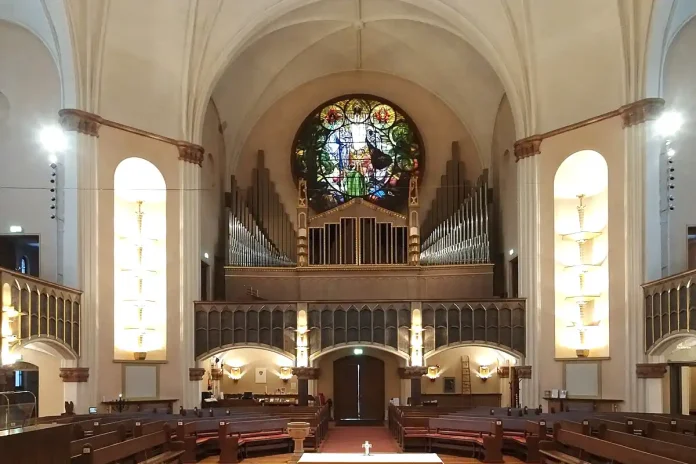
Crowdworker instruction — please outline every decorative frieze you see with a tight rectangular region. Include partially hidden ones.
[59,109,101,137]
[620,98,665,128]
[177,142,205,166]
[189,367,206,381]
[59,367,89,382]
[515,366,532,379]
[292,367,320,380]
[398,366,428,379]
[636,363,667,379]
[513,136,542,162]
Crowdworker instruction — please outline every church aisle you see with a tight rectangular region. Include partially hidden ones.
[198,453,525,463]
[320,425,400,453]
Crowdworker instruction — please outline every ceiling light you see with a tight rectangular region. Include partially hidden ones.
[39,125,68,153]
[655,111,683,138]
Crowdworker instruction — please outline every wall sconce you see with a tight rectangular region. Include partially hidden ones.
[228,367,242,383]
[476,365,494,381]
[279,367,293,382]
[426,365,440,382]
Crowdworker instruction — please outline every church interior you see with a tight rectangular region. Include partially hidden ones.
[2,0,696,463]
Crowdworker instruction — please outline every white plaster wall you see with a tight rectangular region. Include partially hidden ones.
[200,102,226,297]
[663,16,696,274]
[17,346,64,417]
[490,94,518,295]
[0,20,61,281]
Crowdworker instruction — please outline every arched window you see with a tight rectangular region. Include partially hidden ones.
[19,256,28,274]
[292,95,423,213]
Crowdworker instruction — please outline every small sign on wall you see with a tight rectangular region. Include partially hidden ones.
[255,368,267,384]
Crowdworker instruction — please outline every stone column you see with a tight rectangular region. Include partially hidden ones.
[619,99,665,412]
[399,367,427,406]
[292,367,319,406]
[59,110,101,413]
[514,138,542,407]
[178,144,204,409]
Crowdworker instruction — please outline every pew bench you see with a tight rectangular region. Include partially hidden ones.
[77,427,185,464]
[219,417,292,461]
[425,418,504,463]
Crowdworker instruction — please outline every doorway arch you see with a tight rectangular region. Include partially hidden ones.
[333,354,384,424]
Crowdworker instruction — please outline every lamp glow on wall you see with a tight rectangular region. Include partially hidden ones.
[279,366,293,382]
[228,366,243,382]
[296,309,309,367]
[554,150,609,358]
[410,308,424,367]
[114,158,167,361]
[0,284,20,366]
[426,365,441,381]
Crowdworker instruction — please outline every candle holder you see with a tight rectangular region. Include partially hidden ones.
[115,395,126,413]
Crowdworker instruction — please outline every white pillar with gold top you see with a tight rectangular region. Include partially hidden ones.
[179,144,203,408]
[515,141,542,408]
[59,110,102,412]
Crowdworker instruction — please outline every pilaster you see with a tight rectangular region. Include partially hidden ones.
[517,154,541,407]
[59,110,101,413]
[179,148,203,408]
[620,99,665,412]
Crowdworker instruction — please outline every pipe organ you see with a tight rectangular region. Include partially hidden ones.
[226,151,296,267]
[420,172,491,265]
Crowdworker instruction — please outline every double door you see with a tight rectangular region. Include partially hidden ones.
[333,355,384,421]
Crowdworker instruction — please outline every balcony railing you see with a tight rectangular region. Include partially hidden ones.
[0,267,81,358]
[643,268,696,352]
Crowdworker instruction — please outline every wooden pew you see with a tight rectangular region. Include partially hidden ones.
[219,417,291,460]
[594,422,696,464]
[539,422,687,464]
[76,426,185,464]
[70,426,127,459]
[426,417,504,463]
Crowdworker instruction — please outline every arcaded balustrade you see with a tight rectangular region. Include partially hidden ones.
[0,267,81,357]
[643,268,696,352]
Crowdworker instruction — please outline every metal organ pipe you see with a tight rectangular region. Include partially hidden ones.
[420,178,491,266]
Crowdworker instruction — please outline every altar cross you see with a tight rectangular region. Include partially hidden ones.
[362,441,372,456]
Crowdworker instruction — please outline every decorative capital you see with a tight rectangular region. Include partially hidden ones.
[189,367,205,381]
[59,367,89,382]
[177,142,204,166]
[636,363,667,379]
[59,109,101,137]
[515,366,532,379]
[210,368,223,381]
[513,136,542,162]
[619,98,665,128]
[292,367,320,380]
[398,366,428,379]
[497,366,510,378]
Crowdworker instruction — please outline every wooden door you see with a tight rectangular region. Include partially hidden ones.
[333,355,384,421]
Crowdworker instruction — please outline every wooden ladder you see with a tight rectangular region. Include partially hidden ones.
[461,356,472,407]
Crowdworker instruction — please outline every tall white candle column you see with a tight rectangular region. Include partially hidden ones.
[620,99,664,412]
[59,110,101,413]
[515,139,542,408]
[179,145,204,408]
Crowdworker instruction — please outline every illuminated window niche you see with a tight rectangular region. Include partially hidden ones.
[114,158,167,361]
[553,150,609,359]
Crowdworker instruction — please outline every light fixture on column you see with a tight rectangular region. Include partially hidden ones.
[426,365,440,381]
[1,305,21,366]
[279,366,293,382]
[562,194,604,358]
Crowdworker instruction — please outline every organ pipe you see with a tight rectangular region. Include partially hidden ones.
[420,172,491,265]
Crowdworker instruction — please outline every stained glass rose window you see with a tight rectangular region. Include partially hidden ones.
[292,96,423,213]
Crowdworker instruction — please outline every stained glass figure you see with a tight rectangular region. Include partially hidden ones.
[293,96,423,213]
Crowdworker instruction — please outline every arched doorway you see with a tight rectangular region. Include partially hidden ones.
[333,354,384,424]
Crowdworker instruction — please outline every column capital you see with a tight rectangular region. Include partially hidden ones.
[210,368,223,381]
[619,98,665,128]
[636,363,667,379]
[497,366,510,378]
[398,366,428,379]
[177,142,205,166]
[59,367,89,382]
[513,136,542,162]
[515,365,532,379]
[292,367,320,380]
[59,109,101,137]
[189,367,205,381]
